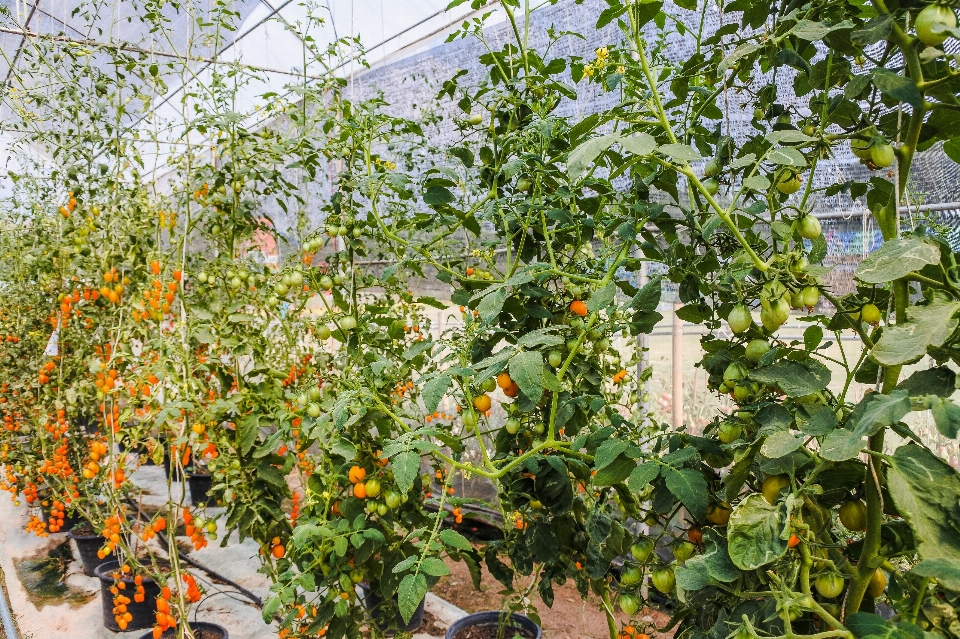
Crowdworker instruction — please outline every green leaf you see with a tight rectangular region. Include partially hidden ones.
[719,42,762,73]
[261,595,281,623]
[798,404,838,436]
[896,367,957,397]
[872,296,960,365]
[397,573,428,624]
[567,133,620,179]
[742,175,771,191]
[888,445,960,561]
[517,327,565,349]
[821,429,866,461]
[420,557,450,577]
[663,467,708,520]
[675,558,711,591]
[628,462,659,491]
[619,133,657,157]
[790,19,854,40]
[765,130,816,145]
[402,339,434,360]
[872,69,923,108]
[725,440,762,502]
[392,451,421,494]
[438,528,473,551]
[751,360,830,396]
[761,430,803,459]
[930,397,960,438]
[422,375,452,414]
[594,439,629,470]
[848,391,911,439]
[852,14,892,45]
[658,143,702,162]
[592,453,636,486]
[586,282,617,313]
[477,287,508,323]
[855,237,941,284]
[944,138,960,164]
[238,413,260,455]
[912,557,960,591]
[331,437,357,460]
[727,493,788,570]
[768,146,807,167]
[702,528,740,582]
[510,350,544,403]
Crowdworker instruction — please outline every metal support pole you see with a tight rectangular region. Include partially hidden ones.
[672,301,683,431]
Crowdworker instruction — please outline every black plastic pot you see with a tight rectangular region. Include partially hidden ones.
[137,622,229,639]
[68,527,114,576]
[187,473,213,506]
[94,560,162,632]
[446,612,542,639]
[359,583,425,634]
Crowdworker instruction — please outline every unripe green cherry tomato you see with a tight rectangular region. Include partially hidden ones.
[798,215,821,239]
[802,286,820,308]
[505,417,520,434]
[916,4,957,47]
[316,324,332,340]
[851,137,873,160]
[384,491,401,509]
[620,565,642,586]
[631,537,654,563]
[861,303,881,325]
[467,113,483,125]
[481,378,497,393]
[839,499,868,531]
[762,474,790,505]
[462,412,478,429]
[306,403,321,418]
[703,158,720,177]
[871,143,895,168]
[548,350,563,368]
[718,421,743,444]
[619,593,640,616]
[728,304,752,334]
[815,572,845,599]
[319,275,334,291]
[776,172,802,194]
[651,567,675,593]
[673,541,696,563]
[340,316,357,331]
[703,177,720,195]
[364,479,381,498]
[516,177,532,192]
[745,339,770,364]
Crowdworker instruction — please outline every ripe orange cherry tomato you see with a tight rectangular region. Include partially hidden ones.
[570,300,587,316]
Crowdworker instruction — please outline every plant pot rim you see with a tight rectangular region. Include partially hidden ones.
[135,621,228,639]
[445,611,541,639]
[66,526,99,541]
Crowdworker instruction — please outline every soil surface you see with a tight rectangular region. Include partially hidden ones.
[435,555,673,639]
[451,621,537,639]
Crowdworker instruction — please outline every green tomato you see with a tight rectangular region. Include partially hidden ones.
[732,384,755,403]
[365,479,381,498]
[631,537,654,563]
[762,474,790,505]
[316,324,332,340]
[761,298,791,332]
[798,215,821,240]
[273,282,288,296]
[376,502,388,517]
[307,386,322,401]
[728,304,752,334]
[860,303,882,325]
[745,339,770,364]
[467,113,483,126]
[548,350,563,368]
[723,362,747,385]
[839,499,868,531]
[230,276,243,289]
[384,491,401,509]
[516,177,532,192]
[340,316,358,331]
[288,270,304,286]
[851,137,873,161]
[673,541,696,563]
[505,417,520,435]
[802,286,820,308]
[702,177,720,196]
[618,593,640,616]
[462,411,478,429]
[815,573,845,599]
[703,158,720,177]
[916,4,957,47]
[620,565,642,586]
[319,275,334,291]
[651,567,675,593]
[776,172,802,195]
[333,274,344,286]
[306,403,321,418]
[718,421,743,444]
[871,143,895,168]
[480,378,497,393]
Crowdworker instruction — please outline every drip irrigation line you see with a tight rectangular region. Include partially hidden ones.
[0,564,19,639]
[125,498,263,608]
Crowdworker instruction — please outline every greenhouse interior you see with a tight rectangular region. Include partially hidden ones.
[1,0,960,638]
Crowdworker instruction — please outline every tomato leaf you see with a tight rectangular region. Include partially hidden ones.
[628,462,659,491]
[438,528,472,551]
[586,282,617,313]
[392,451,421,494]
[421,374,452,414]
[510,350,544,403]
[888,444,960,561]
[872,69,923,108]
[727,494,788,570]
[397,573,428,623]
[855,237,941,284]
[662,467,708,520]
[872,296,960,365]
